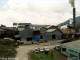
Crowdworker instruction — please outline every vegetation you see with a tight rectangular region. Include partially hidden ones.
[29,50,67,60]
[0,39,17,57]
[29,49,54,60]
[30,52,54,60]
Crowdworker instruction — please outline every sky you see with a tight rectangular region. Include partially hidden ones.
[0,0,80,27]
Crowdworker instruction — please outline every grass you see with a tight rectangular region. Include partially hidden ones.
[29,50,67,60]
[30,52,54,60]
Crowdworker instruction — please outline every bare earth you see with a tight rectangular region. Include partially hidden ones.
[15,42,56,60]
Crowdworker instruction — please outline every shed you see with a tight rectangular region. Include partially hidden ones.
[46,29,62,40]
[60,40,80,60]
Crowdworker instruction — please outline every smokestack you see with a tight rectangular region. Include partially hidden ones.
[69,0,75,7]
[69,0,76,31]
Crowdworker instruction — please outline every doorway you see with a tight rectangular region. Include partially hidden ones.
[52,34,56,39]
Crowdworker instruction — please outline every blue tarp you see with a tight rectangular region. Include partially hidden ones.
[32,35,40,42]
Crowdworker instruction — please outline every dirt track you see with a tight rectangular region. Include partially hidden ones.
[15,42,56,60]
[15,45,36,60]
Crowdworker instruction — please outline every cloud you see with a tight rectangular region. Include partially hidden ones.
[0,0,8,10]
[0,0,80,26]
[0,0,8,6]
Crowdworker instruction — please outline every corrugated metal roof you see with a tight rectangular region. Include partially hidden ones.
[46,29,56,32]
[61,40,80,52]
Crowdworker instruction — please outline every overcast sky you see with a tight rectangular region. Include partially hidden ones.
[0,0,80,27]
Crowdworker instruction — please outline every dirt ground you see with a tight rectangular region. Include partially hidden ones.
[15,42,56,60]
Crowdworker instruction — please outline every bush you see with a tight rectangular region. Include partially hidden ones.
[0,39,17,57]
